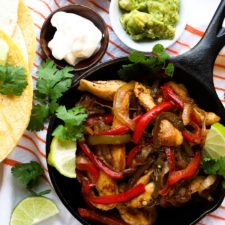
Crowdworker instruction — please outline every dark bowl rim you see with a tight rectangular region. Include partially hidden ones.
[40,4,109,72]
[46,57,225,225]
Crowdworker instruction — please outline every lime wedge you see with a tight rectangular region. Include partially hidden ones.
[0,39,9,65]
[48,136,77,178]
[10,196,59,225]
[204,122,225,159]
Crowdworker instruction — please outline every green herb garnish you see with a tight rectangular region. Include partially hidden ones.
[27,60,74,131]
[11,161,50,196]
[52,105,88,142]
[118,44,174,81]
[0,65,27,96]
[202,156,225,188]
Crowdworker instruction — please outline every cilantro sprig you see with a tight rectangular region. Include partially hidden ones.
[0,65,27,96]
[11,161,50,196]
[202,156,225,188]
[118,44,174,81]
[52,105,88,142]
[28,60,74,131]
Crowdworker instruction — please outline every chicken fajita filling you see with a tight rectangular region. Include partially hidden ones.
[72,79,220,225]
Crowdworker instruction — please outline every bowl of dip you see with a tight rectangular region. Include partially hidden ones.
[109,0,188,53]
[40,5,109,71]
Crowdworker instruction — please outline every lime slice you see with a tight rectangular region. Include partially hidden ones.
[48,136,77,178]
[0,39,9,65]
[10,196,59,225]
[204,122,225,159]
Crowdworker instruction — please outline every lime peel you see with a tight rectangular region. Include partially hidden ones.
[204,122,225,159]
[10,196,59,225]
[48,136,77,178]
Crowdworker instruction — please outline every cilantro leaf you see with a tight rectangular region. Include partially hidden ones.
[27,104,49,131]
[165,62,175,77]
[28,60,74,131]
[128,51,146,63]
[0,65,27,96]
[35,60,73,100]
[202,157,225,176]
[49,100,60,114]
[152,43,165,54]
[118,63,143,81]
[52,105,88,142]
[53,124,85,142]
[118,44,174,81]
[11,161,44,190]
[202,156,225,188]
[55,105,87,125]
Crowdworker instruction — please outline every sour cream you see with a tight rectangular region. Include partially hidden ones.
[48,11,102,66]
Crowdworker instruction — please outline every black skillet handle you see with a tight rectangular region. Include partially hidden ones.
[169,0,225,90]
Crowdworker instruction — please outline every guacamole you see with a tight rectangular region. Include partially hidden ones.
[119,0,180,41]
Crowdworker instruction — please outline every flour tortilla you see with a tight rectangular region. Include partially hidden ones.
[0,0,18,36]
[0,30,33,162]
[18,0,36,71]
[0,0,36,71]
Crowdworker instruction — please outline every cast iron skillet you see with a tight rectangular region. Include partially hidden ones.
[46,1,225,224]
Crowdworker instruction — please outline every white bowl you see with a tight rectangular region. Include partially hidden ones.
[109,0,188,53]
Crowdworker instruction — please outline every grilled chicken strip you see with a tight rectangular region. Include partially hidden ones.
[78,79,126,101]
[118,205,156,225]
[166,81,189,99]
[193,107,220,126]
[189,175,217,194]
[134,82,156,110]
[158,120,183,146]
[166,82,220,126]
[126,170,154,208]
[127,183,155,208]
[94,171,118,210]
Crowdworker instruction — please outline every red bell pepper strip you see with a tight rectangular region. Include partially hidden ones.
[78,208,129,225]
[96,115,142,136]
[161,85,184,109]
[81,183,96,208]
[77,162,99,184]
[133,102,174,144]
[182,122,202,144]
[159,184,172,196]
[165,147,175,172]
[97,126,130,136]
[168,151,201,186]
[159,152,201,196]
[190,113,199,124]
[82,183,95,194]
[88,183,145,204]
[79,142,123,179]
[126,144,151,167]
[85,115,113,126]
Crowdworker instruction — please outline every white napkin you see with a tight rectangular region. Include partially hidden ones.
[1,0,225,225]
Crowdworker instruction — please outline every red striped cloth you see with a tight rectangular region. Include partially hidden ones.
[1,0,225,225]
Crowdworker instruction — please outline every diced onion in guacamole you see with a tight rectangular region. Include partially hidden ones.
[119,0,180,41]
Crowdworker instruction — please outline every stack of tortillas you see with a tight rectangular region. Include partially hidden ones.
[0,0,36,161]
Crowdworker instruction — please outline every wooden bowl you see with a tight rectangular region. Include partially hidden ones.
[40,5,109,71]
